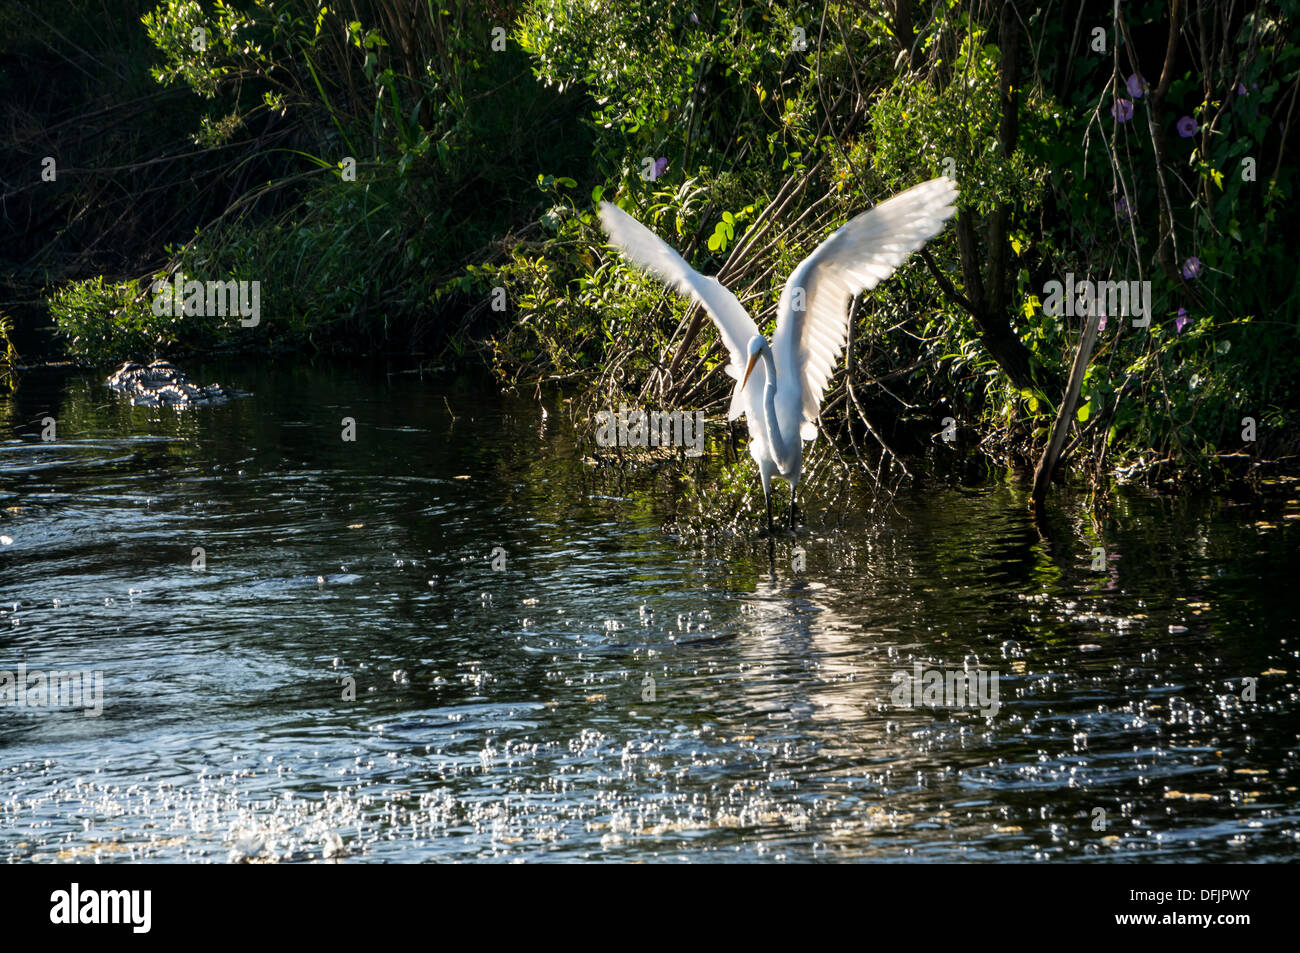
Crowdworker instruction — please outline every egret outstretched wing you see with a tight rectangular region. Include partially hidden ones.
[772,177,958,440]
[598,202,762,419]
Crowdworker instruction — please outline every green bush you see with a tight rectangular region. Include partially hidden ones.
[50,277,174,365]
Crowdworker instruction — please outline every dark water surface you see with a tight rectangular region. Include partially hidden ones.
[1,361,1297,862]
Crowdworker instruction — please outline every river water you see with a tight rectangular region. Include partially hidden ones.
[1,361,1297,862]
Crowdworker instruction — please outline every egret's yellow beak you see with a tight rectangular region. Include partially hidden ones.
[741,352,760,391]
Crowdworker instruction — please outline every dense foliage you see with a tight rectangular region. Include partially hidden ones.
[2,0,1297,484]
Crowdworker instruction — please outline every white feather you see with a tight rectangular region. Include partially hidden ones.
[597,202,761,421]
[772,177,957,441]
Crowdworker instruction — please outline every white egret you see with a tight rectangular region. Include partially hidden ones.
[599,177,957,531]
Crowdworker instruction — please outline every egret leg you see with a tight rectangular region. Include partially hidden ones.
[758,462,774,536]
[789,484,797,529]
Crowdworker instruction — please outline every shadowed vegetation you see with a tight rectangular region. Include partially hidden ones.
[2,0,1297,489]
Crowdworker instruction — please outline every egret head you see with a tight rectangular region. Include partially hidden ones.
[741,336,768,392]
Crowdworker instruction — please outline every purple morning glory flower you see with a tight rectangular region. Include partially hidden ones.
[1098,314,1108,331]
[1174,308,1189,333]
[1236,82,1248,96]
[1181,257,1202,280]
[1126,74,1147,99]
[1115,195,1131,218]
[652,157,669,180]
[1176,115,1198,137]
[1112,98,1134,122]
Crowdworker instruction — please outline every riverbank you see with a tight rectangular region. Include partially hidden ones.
[3,1,1297,492]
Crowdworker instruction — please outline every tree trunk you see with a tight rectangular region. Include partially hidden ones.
[931,2,1057,395]
[1032,310,1102,514]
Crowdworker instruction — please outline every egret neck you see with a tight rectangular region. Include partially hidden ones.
[742,343,798,476]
